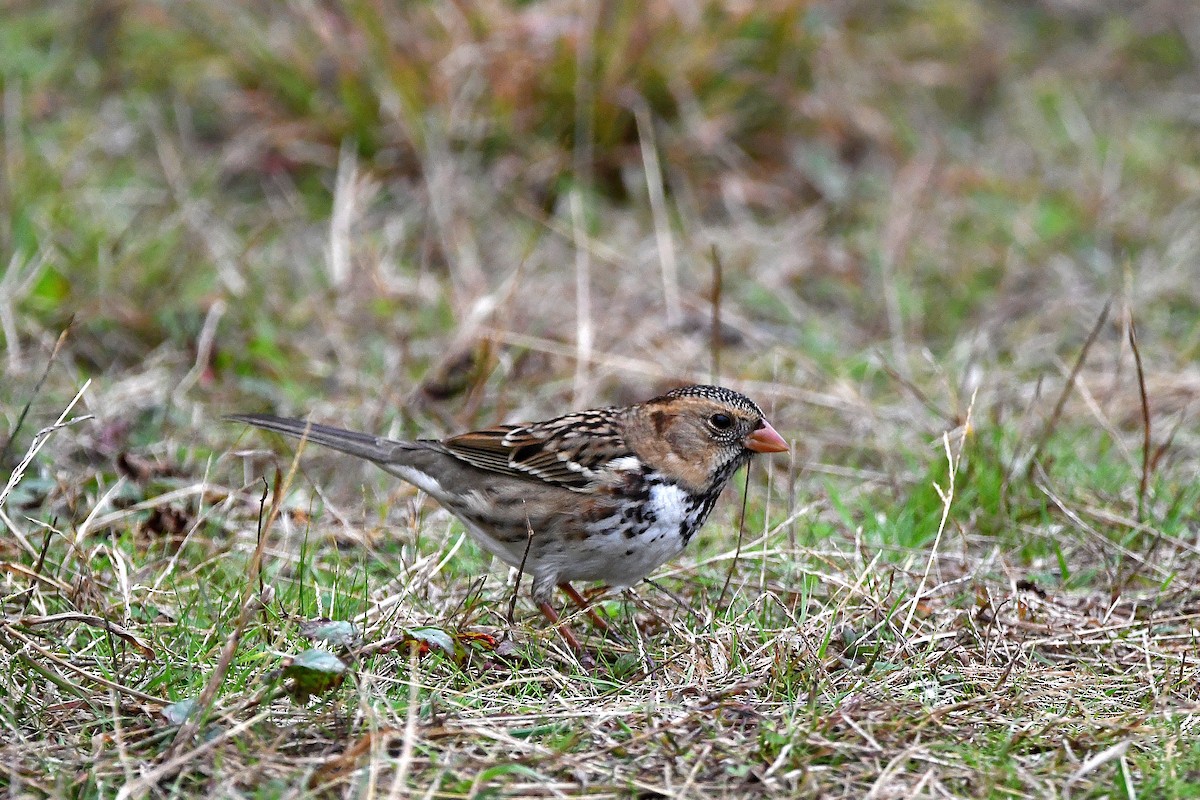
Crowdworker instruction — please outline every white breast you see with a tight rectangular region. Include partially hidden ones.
[550,480,701,590]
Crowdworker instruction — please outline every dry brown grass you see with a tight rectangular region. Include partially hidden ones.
[4,1,1200,797]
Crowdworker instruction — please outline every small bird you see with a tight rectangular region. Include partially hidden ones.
[229,384,787,654]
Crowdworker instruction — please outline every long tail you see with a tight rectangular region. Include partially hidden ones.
[227,413,410,464]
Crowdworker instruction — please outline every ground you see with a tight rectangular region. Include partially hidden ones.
[3,1,1200,797]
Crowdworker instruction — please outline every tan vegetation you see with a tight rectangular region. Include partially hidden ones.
[3,1,1200,796]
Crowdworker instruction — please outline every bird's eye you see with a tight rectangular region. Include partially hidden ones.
[709,413,734,430]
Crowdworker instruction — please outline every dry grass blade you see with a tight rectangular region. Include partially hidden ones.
[0,248,53,377]
[1063,740,1131,799]
[386,644,422,798]
[0,318,72,467]
[903,390,975,632]
[710,244,722,384]
[878,155,936,382]
[163,472,282,761]
[16,613,155,660]
[635,97,681,327]
[0,622,161,704]
[0,379,91,514]
[879,354,957,426]
[9,4,1200,796]
[1127,311,1151,520]
[116,710,274,800]
[715,464,753,612]
[571,186,593,406]
[1026,298,1112,476]
[570,0,598,406]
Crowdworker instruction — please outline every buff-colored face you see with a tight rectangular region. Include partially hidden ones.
[623,394,787,493]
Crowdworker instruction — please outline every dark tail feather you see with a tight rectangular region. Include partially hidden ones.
[227,413,407,464]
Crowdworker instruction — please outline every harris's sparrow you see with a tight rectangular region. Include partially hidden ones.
[229,385,787,653]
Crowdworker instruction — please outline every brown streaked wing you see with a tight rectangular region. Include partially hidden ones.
[438,426,525,475]
[442,416,632,490]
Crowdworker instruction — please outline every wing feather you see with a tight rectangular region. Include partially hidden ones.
[441,411,633,490]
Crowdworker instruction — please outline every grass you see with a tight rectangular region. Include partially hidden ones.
[4,0,1200,797]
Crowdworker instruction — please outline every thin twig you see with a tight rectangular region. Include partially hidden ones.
[710,245,723,384]
[0,318,73,467]
[1027,298,1112,476]
[255,476,268,598]
[172,298,225,405]
[878,353,957,426]
[508,508,535,630]
[1127,312,1151,521]
[716,465,753,611]
[1115,307,1162,594]
[635,98,681,327]
[20,521,54,615]
[387,643,422,799]
[1149,408,1187,474]
[0,379,92,514]
[903,390,976,632]
[16,613,155,660]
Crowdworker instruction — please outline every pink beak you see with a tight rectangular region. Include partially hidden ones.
[746,420,788,453]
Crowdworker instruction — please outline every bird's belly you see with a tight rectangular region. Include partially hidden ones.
[565,523,687,588]
[558,481,704,589]
[458,519,534,569]
[447,479,712,593]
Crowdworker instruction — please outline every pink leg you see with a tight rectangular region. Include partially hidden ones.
[536,599,590,661]
[558,582,614,633]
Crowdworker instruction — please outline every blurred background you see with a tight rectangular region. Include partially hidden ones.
[6,2,1200,794]
[3,0,1200,581]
